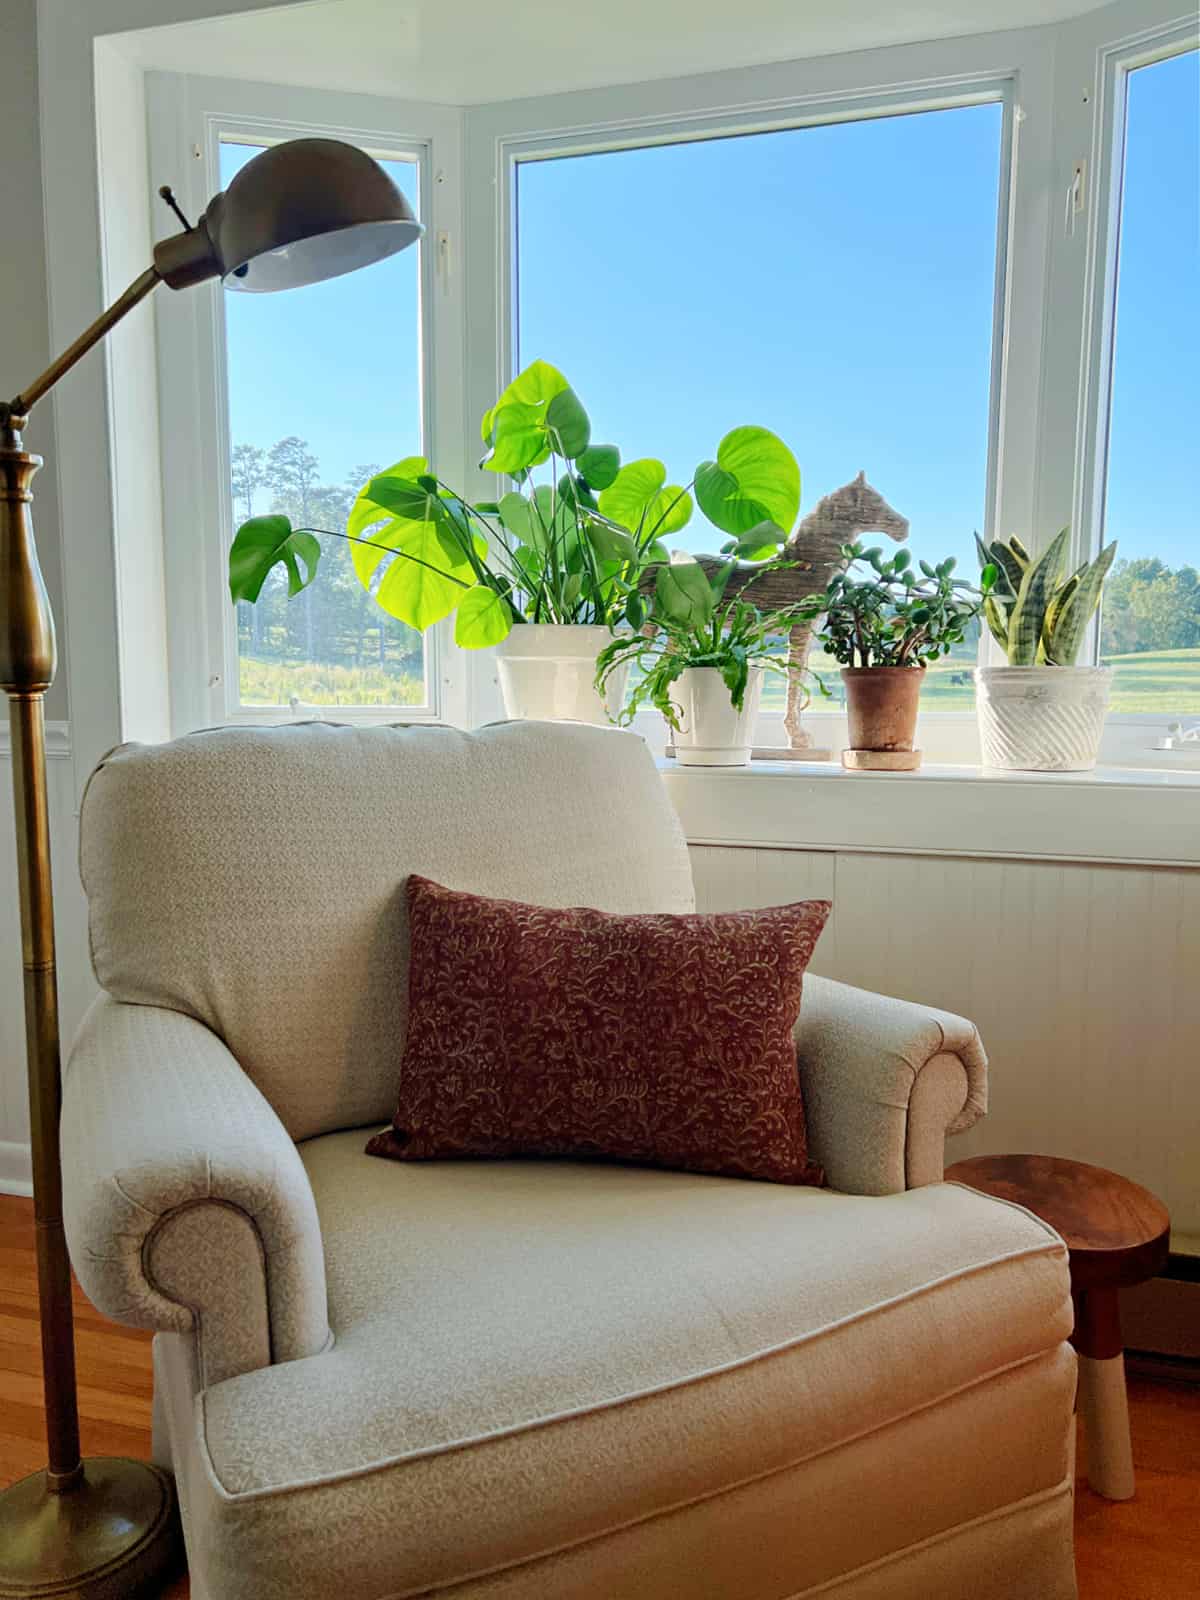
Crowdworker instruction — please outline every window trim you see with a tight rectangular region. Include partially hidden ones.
[147,73,468,734]
[1075,17,1199,579]
[1071,19,1199,723]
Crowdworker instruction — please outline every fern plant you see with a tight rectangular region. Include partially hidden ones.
[977,530,1117,666]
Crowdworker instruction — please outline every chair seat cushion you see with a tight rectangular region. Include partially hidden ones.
[189,1133,1072,1598]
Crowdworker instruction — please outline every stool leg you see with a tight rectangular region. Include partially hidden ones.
[1072,1286,1135,1501]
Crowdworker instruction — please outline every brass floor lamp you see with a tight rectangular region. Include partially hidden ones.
[0,137,422,1599]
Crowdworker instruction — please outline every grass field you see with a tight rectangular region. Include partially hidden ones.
[239,656,425,708]
[239,645,1200,716]
[1101,647,1200,713]
[763,647,1200,714]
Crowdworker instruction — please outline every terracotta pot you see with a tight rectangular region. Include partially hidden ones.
[841,666,925,751]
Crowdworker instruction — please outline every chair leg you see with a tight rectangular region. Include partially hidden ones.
[1073,1286,1135,1501]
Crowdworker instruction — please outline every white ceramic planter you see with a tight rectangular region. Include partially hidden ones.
[494,625,627,725]
[975,665,1112,772]
[672,666,764,767]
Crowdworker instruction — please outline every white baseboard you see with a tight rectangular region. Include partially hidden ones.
[0,1140,33,1197]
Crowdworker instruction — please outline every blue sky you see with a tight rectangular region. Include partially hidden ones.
[224,52,1198,574]
[1105,48,1199,571]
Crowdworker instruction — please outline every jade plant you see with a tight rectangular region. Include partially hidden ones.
[816,542,994,669]
[976,530,1118,666]
[228,360,803,650]
[595,550,822,729]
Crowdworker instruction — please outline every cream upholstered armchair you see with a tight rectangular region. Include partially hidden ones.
[61,721,1077,1600]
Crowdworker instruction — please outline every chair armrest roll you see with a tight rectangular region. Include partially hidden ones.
[61,996,329,1386]
[795,975,988,1196]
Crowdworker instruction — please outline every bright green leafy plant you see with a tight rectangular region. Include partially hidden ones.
[977,530,1118,666]
[595,550,823,729]
[816,542,994,669]
[228,360,803,649]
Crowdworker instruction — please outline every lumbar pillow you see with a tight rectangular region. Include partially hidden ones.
[367,876,830,1184]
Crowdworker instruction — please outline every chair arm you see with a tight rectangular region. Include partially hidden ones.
[61,996,330,1387]
[794,975,988,1196]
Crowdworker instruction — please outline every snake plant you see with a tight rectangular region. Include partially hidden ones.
[976,530,1117,666]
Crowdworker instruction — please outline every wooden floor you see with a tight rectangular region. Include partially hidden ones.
[2,1194,1197,1599]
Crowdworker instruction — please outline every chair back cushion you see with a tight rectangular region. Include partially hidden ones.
[79,721,694,1139]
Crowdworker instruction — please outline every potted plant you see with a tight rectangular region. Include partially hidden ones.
[975,530,1117,771]
[815,542,992,771]
[228,360,802,725]
[595,548,821,765]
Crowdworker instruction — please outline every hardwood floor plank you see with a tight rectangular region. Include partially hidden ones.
[2,1193,1197,1598]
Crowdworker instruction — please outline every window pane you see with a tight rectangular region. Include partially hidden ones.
[222,140,427,709]
[516,104,1003,712]
[1099,49,1200,714]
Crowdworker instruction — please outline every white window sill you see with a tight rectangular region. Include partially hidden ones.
[659,758,1200,867]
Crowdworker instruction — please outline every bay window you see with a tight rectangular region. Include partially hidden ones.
[141,2,1195,763]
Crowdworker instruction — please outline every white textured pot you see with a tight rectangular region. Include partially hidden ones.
[494,625,626,725]
[976,665,1112,772]
[672,666,763,767]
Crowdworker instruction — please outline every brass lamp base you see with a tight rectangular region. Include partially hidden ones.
[0,1459,182,1599]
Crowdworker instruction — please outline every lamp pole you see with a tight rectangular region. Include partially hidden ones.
[1,309,181,1598]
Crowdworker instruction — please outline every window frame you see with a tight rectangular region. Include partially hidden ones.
[476,64,1024,758]
[1070,19,1199,736]
[148,73,470,733]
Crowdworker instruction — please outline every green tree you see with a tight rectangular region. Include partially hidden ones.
[231,444,267,651]
[1101,557,1200,656]
[266,437,321,659]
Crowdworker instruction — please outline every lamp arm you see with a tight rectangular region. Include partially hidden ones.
[3,265,162,423]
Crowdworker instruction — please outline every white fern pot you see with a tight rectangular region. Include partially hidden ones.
[672,666,763,767]
[975,666,1112,772]
[494,625,626,725]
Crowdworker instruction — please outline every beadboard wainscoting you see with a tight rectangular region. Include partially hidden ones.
[690,843,1200,1241]
[0,727,94,1195]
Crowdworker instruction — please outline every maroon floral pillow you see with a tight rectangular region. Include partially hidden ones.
[366,876,831,1185]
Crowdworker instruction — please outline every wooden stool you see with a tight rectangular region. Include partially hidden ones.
[945,1153,1170,1501]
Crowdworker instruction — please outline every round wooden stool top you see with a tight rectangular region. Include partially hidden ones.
[944,1154,1170,1291]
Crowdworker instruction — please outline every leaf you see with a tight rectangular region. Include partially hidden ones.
[454,585,513,648]
[229,515,320,602]
[544,387,591,459]
[1044,540,1117,665]
[484,400,554,474]
[577,444,620,489]
[598,459,692,538]
[1007,528,1069,665]
[498,491,535,543]
[730,519,786,559]
[480,359,569,444]
[693,425,800,537]
[654,559,714,629]
[625,592,646,629]
[347,456,429,559]
[988,539,1026,596]
[373,521,473,630]
[586,518,639,565]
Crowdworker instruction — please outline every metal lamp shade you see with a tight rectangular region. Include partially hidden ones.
[211,137,422,290]
[153,137,422,293]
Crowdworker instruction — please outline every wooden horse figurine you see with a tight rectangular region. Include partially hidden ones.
[696,472,909,755]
